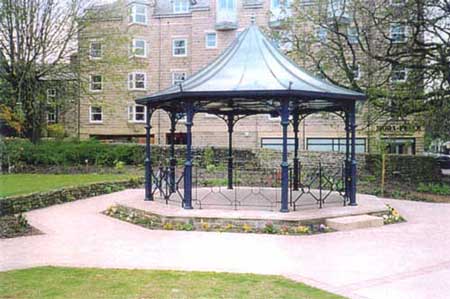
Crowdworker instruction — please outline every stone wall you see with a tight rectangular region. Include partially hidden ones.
[0,178,143,216]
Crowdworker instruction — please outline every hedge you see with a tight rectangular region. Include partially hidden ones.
[0,177,144,216]
[365,154,442,183]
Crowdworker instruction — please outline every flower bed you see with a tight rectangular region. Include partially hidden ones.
[382,205,405,224]
[104,205,334,235]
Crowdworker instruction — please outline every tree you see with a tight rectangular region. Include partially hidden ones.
[0,0,88,142]
[274,0,449,147]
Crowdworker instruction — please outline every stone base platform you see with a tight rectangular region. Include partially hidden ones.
[326,215,384,231]
[116,188,389,228]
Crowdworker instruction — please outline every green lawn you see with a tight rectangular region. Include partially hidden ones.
[0,173,137,198]
[0,267,345,299]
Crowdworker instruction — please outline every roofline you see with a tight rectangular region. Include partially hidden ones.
[135,89,366,105]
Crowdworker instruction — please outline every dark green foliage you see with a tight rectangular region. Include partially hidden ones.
[1,139,146,169]
[416,183,450,195]
[365,154,441,183]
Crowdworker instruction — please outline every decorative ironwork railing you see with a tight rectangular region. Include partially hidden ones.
[149,161,348,210]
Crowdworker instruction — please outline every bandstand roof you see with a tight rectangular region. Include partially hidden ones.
[136,25,365,115]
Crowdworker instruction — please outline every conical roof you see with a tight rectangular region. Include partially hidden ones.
[136,25,365,112]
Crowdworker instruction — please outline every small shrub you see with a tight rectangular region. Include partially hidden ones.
[263,222,278,234]
[416,183,450,196]
[181,223,194,231]
[114,160,126,172]
[294,225,310,234]
[242,223,252,233]
[163,222,174,230]
[47,124,65,139]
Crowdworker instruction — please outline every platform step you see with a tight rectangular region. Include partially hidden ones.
[326,215,384,231]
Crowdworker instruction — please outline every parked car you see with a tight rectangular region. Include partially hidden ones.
[437,155,450,169]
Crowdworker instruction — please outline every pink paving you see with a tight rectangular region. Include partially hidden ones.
[1,189,450,299]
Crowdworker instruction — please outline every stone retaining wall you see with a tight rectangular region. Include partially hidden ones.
[0,178,144,216]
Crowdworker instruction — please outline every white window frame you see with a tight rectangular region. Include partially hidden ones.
[172,39,187,57]
[89,75,103,92]
[205,32,218,49]
[391,65,408,83]
[347,27,358,44]
[47,89,56,99]
[47,110,56,123]
[89,41,102,59]
[129,4,148,25]
[171,71,187,86]
[352,64,361,80]
[173,0,190,13]
[390,23,407,43]
[131,38,147,58]
[89,106,103,123]
[128,72,147,90]
[217,0,237,24]
[128,104,146,123]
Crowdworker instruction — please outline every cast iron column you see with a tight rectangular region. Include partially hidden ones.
[227,113,234,190]
[183,101,194,209]
[169,113,177,193]
[344,111,350,204]
[292,110,300,191]
[144,106,153,201]
[280,99,290,213]
[349,103,358,206]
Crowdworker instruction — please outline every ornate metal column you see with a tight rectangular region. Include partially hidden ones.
[227,113,234,190]
[292,109,300,191]
[344,110,350,203]
[144,105,153,201]
[183,101,194,209]
[280,99,290,212]
[349,102,358,206]
[169,112,178,193]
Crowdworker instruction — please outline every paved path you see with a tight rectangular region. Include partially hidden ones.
[1,190,450,299]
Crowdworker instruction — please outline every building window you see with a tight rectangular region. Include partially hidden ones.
[307,138,366,153]
[89,42,102,59]
[261,138,296,151]
[130,4,147,25]
[128,104,146,123]
[172,71,187,86]
[165,132,187,145]
[172,39,187,57]
[128,72,147,90]
[47,109,56,123]
[205,32,217,48]
[173,0,190,13]
[90,75,102,91]
[347,27,358,44]
[390,23,407,43]
[131,39,147,57]
[315,27,328,42]
[47,89,56,99]
[217,0,237,24]
[384,138,416,155]
[352,64,361,80]
[90,106,103,123]
[391,65,408,82]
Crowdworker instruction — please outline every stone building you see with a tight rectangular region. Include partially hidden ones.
[75,0,424,154]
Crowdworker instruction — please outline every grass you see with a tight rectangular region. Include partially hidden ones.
[0,173,137,198]
[0,267,346,299]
